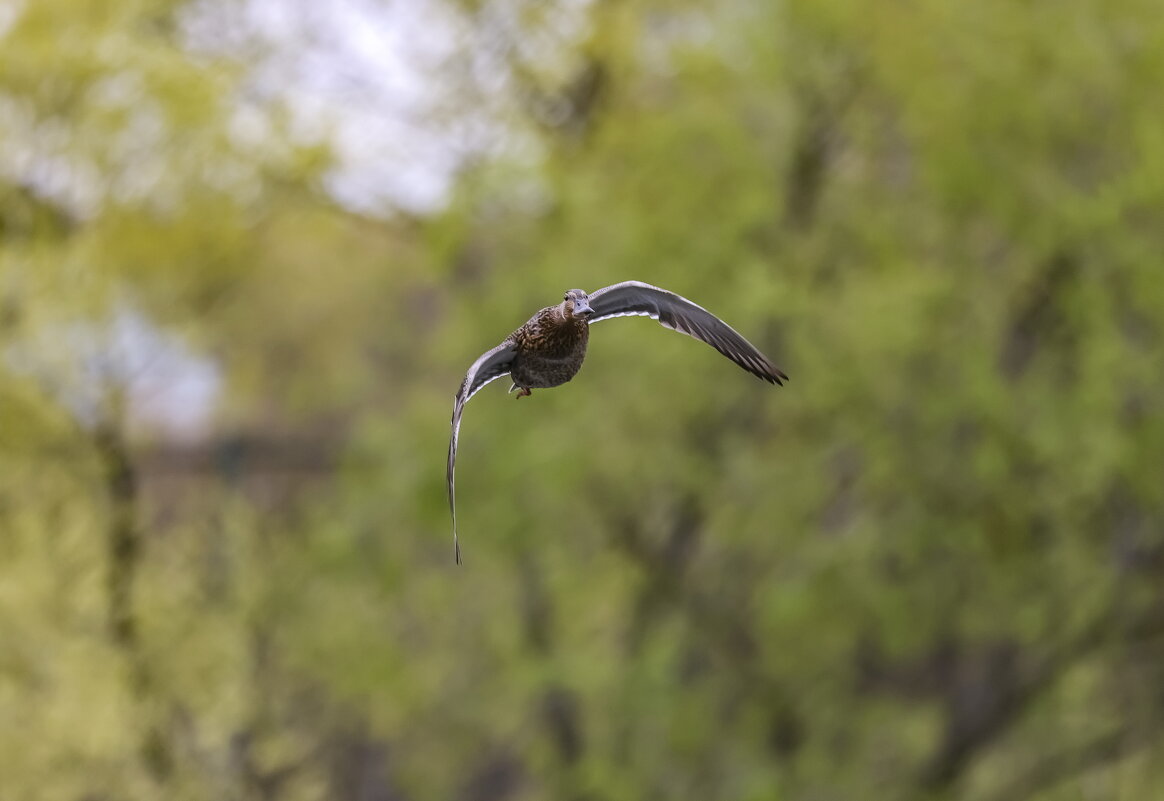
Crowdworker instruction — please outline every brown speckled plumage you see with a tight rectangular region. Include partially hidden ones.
[508,301,591,390]
[447,282,788,564]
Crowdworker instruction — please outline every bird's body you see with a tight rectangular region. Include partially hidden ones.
[506,301,591,392]
[447,281,788,564]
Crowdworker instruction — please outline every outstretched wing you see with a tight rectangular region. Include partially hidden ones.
[587,281,788,385]
[448,340,519,564]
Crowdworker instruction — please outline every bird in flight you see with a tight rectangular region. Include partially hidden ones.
[447,281,787,564]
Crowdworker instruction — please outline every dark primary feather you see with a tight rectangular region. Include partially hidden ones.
[587,281,788,385]
[447,341,518,564]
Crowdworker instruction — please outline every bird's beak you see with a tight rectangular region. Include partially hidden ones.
[574,299,593,317]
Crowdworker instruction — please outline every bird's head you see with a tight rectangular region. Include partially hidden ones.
[562,288,593,320]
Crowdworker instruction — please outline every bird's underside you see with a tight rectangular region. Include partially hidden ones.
[509,352,586,392]
[447,280,787,564]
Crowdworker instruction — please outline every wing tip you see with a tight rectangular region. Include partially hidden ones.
[759,366,788,385]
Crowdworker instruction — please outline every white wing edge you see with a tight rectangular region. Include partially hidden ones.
[448,344,516,565]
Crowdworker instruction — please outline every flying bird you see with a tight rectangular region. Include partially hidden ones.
[447,281,787,564]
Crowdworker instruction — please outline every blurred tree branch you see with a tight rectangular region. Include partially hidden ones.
[918,595,1164,793]
[985,724,1157,801]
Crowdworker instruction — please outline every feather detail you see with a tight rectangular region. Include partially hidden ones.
[587,281,788,384]
[448,341,518,564]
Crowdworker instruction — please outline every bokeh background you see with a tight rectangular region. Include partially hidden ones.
[3,0,1164,799]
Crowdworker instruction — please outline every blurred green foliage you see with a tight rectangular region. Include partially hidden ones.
[2,0,1164,799]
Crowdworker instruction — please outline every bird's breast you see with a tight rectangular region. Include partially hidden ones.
[511,319,589,388]
[534,318,588,357]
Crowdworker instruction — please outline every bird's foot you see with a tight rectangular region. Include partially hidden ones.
[514,387,531,399]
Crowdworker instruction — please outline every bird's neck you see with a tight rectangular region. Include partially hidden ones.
[554,303,579,324]
[534,306,588,354]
